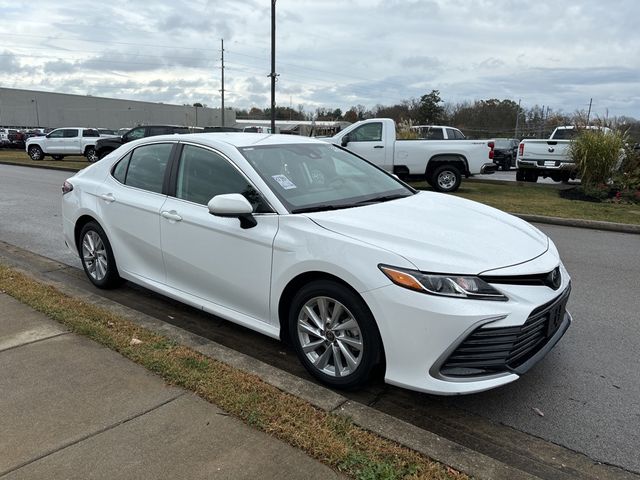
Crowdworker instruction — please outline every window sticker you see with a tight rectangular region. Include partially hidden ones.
[272,174,297,190]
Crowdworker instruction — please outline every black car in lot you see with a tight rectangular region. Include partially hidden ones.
[492,138,520,171]
[93,124,191,160]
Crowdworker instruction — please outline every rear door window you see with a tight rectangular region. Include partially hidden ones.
[63,129,79,138]
[122,143,173,194]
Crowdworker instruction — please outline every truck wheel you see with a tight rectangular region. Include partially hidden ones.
[525,171,539,183]
[430,165,461,193]
[51,155,64,161]
[28,145,44,161]
[516,170,525,181]
[85,147,98,163]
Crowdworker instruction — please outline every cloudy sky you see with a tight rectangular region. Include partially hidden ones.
[1,0,639,119]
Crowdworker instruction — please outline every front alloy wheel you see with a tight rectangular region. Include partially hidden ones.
[297,296,363,378]
[28,145,43,161]
[289,280,382,389]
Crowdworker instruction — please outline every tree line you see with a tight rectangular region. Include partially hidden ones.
[233,91,640,142]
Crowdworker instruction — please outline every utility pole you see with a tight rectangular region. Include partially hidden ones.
[514,98,521,138]
[269,0,278,133]
[220,38,225,126]
[586,98,593,124]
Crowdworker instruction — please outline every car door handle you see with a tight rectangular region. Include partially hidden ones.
[161,210,183,222]
[373,145,384,149]
[100,193,115,203]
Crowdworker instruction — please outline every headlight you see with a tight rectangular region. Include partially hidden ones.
[378,265,508,301]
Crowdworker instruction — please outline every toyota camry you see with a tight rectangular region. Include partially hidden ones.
[61,133,572,394]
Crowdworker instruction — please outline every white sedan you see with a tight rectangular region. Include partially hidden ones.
[61,133,572,394]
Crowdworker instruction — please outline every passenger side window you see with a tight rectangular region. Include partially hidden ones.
[124,143,173,194]
[350,123,382,142]
[83,129,100,137]
[446,128,457,140]
[453,130,466,140]
[63,129,79,138]
[175,145,268,212]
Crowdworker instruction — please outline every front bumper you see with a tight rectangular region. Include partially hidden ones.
[362,259,572,395]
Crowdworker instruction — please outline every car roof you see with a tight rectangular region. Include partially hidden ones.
[154,132,326,149]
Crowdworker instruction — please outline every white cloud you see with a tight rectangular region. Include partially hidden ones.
[0,0,638,118]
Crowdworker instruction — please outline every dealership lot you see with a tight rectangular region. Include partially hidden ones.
[1,164,639,476]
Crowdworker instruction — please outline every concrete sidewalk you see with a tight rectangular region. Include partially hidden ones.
[0,293,342,479]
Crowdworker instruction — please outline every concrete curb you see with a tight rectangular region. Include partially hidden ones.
[0,159,82,173]
[514,214,640,234]
[0,244,539,480]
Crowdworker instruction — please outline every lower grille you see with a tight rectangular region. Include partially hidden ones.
[440,285,571,377]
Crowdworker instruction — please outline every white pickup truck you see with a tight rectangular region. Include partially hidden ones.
[516,126,609,182]
[325,118,495,192]
[25,127,101,162]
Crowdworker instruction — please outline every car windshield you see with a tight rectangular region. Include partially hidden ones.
[239,143,414,213]
[494,140,513,148]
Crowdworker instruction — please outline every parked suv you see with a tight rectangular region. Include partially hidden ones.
[25,127,101,161]
[93,125,190,160]
[492,138,519,171]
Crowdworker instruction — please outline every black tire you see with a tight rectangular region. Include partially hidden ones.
[525,170,539,183]
[85,146,98,163]
[97,148,114,160]
[503,158,511,171]
[28,145,44,161]
[516,169,525,181]
[430,164,462,193]
[288,280,382,390]
[51,154,64,161]
[78,221,122,289]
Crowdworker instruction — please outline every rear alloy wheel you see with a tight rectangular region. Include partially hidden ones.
[85,147,98,163]
[430,164,462,193]
[289,280,382,389]
[28,145,44,161]
[79,221,122,289]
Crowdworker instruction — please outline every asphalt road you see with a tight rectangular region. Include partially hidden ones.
[1,164,639,475]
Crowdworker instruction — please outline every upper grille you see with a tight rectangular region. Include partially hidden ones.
[440,285,570,377]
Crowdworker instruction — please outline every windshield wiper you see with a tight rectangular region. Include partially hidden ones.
[355,193,412,205]
[291,204,354,214]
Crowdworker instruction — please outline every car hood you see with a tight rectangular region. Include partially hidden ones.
[305,192,548,274]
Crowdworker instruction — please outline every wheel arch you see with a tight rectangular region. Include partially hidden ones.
[277,271,385,362]
[74,214,107,255]
[425,154,469,178]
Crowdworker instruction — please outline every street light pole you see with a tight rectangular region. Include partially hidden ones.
[31,99,40,127]
[269,0,277,133]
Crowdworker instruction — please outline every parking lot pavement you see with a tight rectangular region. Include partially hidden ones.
[0,293,342,480]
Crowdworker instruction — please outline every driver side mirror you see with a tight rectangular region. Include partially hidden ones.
[341,135,350,147]
[207,193,257,229]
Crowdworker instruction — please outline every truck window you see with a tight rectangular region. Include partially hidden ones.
[453,129,466,139]
[552,129,578,140]
[82,129,100,137]
[424,128,444,140]
[350,123,382,142]
[124,127,145,142]
[63,129,79,138]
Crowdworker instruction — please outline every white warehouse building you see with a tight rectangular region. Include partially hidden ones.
[0,87,234,129]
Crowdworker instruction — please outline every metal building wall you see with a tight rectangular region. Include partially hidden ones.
[0,87,234,129]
